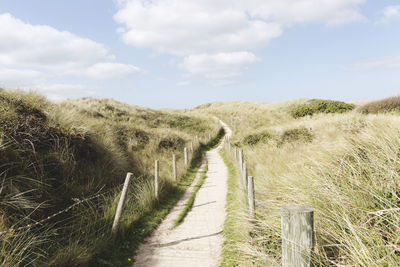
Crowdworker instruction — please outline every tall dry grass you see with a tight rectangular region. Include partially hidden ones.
[0,89,220,266]
[199,100,400,265]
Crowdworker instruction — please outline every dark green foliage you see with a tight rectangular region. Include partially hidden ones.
[243,131,272,146]
[290,99,355,118]
[279,127,314,145]
[357,96,400,114]
[158,136,185,150]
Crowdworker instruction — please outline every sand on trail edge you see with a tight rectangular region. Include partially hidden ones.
[133,121,232,267]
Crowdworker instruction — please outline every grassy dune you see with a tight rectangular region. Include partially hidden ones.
[0,89,220,266]
[197,99,400,266]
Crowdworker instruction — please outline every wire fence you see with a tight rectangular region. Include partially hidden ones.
[0,183,123,236]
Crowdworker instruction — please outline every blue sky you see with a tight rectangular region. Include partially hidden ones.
[0,0,399,108]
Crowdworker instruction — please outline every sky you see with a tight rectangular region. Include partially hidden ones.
[0,0,399,108]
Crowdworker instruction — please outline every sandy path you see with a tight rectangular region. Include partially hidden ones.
[133,121,232,267]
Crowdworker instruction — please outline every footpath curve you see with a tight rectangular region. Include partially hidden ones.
[133,121,232,267]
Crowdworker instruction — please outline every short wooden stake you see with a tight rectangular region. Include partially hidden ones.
[111,172,133,239]
[248,176,255,217]
[173,154,177,183]
[234,146,237,160]
[184,147,188,166]
[281,206,314,267]
[239,149,243,174]
[242,162,248,190]
[190,142,194,154]
[155,160,159,199]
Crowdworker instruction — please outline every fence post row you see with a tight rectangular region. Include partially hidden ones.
[184,147,188,166]
[281,206,314,267]
[173,154,177,183]
[155,160,159,199]
[111,172,133,239]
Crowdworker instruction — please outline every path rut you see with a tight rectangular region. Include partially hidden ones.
[133,121,232,267]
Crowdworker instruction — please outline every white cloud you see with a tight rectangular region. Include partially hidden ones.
[344,56,400,71]
[378,5,400,24]
[68,62,142,79]
[0,13,109,69]
[180,52,260,79]
[115,0,366,83]
[0,13,142,93]
[0,68,45,85]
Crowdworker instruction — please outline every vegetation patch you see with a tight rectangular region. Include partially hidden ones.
[158,136,185,150]
[357,95,400,114]
[242,131,272,146]
[289,99,355,118]
[279,127,314,145]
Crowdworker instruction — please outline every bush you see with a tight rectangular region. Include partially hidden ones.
[290,99,355,118]
[243,131,272,146]
[279,127,313,145]
[357,95,400,114]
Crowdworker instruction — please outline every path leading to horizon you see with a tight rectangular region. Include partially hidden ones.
[133,121,232,267]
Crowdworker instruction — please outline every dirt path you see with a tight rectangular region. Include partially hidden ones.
[133,121,232,267]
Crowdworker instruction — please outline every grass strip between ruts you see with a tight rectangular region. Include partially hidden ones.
[173,163,209,227]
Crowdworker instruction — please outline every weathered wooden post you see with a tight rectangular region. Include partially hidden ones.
[173,154,177,183]
[155,160,159,199]
[281,206,314,267]
[242,163,248,190]
[239,149,243,174]
[248,176,255,217]
[111,172,133,239]
[234,146,237,160]
[184,147,188,167]
[190,142,194,154]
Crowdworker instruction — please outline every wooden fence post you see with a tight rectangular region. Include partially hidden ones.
[111,172,133,239]
[239,149,243,174]
[184,147,188,167]
[248,176,255,217]
[234,146,237,161]
[242,162,248,190]
[190,142,194,154]
[155,160,159,199]
[173,154,177,183]
[281,206,314,267]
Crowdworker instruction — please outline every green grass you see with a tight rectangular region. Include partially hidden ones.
[173,163,208,226]
[289,99,355,118]
[219,149,252,267]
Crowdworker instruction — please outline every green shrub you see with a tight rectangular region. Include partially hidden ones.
[358,95,400,114]
[290,99,355,118]
[279,127,313,145]
[243,131,272,146]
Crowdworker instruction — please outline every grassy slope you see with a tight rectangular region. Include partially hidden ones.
[0,89,221,266]
[196,100,400,266]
